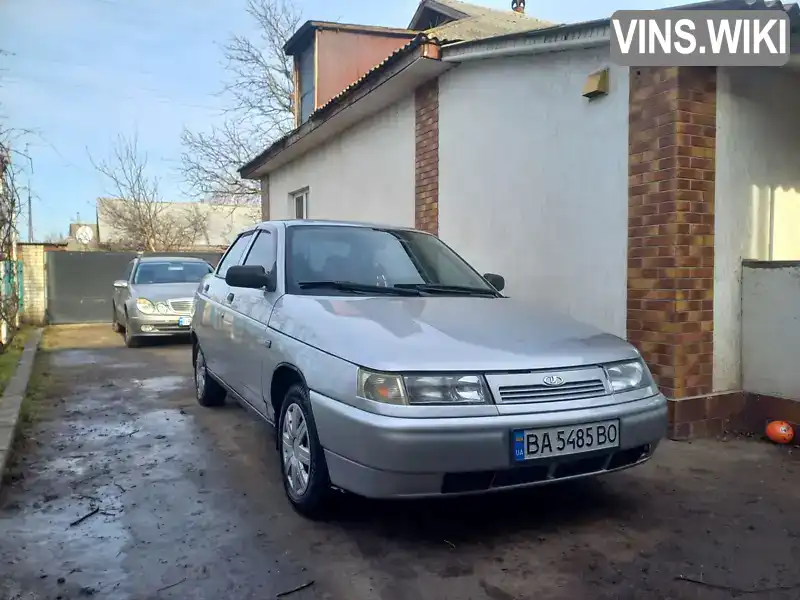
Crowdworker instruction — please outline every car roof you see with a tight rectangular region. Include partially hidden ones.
[256,219,423,233]
[135,256,209,263]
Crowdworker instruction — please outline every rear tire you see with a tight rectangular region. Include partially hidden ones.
[278,384,332,519]
[194,345,226,407]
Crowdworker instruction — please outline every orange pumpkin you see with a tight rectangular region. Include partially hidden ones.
[766,420,795,444]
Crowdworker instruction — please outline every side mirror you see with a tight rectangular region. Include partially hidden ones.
[483,273,505,292]
[113,280,128,289]
[225,265,276,292]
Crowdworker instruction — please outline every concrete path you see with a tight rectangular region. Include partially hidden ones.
[1,325,799,600]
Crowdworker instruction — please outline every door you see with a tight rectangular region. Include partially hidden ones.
[228,228,280,414]
[113,260,135,322]
[197,231,255,384]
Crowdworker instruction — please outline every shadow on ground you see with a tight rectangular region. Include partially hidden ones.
[0,324,798,600]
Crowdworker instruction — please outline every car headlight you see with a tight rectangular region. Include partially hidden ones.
[156,302,170,314]
[357,369,491,405]
[604,360,652,393]
[136,298,155,314]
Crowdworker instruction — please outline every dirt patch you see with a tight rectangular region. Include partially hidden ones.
[0,332,799,599]
[41,323,128,351]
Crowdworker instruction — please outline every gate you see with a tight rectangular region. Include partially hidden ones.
[46,251,222,325]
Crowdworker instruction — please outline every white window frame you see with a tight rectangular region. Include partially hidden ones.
[290,188,309,219]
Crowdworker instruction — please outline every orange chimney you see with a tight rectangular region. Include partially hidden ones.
[512,0,525,13]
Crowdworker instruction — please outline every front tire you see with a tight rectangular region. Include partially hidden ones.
[278,384,332,519]
[123,316,140,348]
[194,346,226,407]
[111,304,122,333]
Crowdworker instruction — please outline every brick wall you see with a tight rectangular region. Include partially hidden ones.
[415,80,439,234]
[18,244,47,325]
[627,66,717,401]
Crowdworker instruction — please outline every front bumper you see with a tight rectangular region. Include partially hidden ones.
[310,391,668,498]
[127,314,193,336]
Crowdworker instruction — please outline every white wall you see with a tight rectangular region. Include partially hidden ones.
[438,48,629,336]
[741,262,800,399]
[267,96,415,227]
[715,67,800,391]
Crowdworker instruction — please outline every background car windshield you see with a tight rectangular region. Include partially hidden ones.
[133,262,211,284]
[286,226,494,293]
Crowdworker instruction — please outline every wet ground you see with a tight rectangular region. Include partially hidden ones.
[1,325,800,600]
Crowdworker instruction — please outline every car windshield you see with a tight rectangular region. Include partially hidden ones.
[286,225,497,296]
[133,261,211,284]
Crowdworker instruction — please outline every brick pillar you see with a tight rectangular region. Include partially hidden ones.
[627,67,716,401]
[415,80,439,235]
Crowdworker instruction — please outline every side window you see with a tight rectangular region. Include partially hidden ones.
[242,231,277,272]
[123,261,134,281]
[216,232,253,278]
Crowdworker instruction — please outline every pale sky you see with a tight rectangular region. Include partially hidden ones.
[0,0,674,239]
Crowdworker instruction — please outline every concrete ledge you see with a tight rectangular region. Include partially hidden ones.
[668,391,800,440]
[0,329,43,488]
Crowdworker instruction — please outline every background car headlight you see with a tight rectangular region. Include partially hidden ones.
[136,298,155,314]
[605,360,652,393]
[357,369,491,405]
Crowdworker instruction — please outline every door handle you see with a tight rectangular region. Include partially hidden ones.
[226,293,235,303]
[203,283,209,292]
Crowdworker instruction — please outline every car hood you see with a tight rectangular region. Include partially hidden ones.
[130,282,200,301]
[268,296,639,372]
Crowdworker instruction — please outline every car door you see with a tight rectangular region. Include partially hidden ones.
[197,231,255,385]
[114,260,135,322]
[226,227,281,414]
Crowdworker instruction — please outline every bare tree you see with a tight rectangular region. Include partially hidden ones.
[92,134,209,252]
[42,230,68,244]
[179,0,301,205]
[0,132,25,344]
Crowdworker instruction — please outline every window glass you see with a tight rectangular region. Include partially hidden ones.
[242,231,276,271]
[286,226,494,295]
[293,193,306,219]
[216,233,253,278]
[133,261,212,284]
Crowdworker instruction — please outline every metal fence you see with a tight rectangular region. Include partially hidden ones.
[46,251,221,325]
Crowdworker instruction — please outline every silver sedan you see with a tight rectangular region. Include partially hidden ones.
[113,256,212,347]
[191,220,668,519]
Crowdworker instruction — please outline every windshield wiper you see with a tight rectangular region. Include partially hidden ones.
[394,283,500,297]
[297,281,421,296]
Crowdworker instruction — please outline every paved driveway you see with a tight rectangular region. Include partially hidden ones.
[1,325,799,600]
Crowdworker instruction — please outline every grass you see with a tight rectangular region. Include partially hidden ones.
[0,327,33,398]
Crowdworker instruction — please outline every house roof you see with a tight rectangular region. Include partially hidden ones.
[421,0,554,42]
[284,21,416,56]
[239,34,446,179]
[442,0,800,57]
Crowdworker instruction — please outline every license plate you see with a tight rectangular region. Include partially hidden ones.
[178,317,192,327]
[512,420,620,462]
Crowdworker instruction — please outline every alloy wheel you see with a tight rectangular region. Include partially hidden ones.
[282,403,311,497]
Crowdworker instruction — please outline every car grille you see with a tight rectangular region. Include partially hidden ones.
[498,379,607,403]
[168,299,194,315]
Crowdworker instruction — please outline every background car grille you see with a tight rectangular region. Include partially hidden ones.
[498,379,607,403]
[168,299,194,315]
